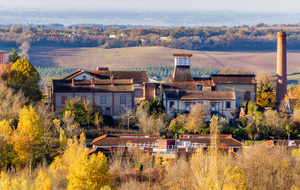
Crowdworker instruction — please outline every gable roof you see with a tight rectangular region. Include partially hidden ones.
[211,74,256,84]
[164,90,236,100]
[61,70,148,84]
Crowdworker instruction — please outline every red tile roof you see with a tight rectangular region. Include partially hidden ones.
[173,53,193,57]
[164,90,236,100]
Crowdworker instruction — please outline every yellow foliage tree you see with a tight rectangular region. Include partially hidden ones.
[50,134,113,190]
[35,170,51,190]
[12,105,44,166]
[67,151,113,190]
[182,103,206,134]
[190,115,246,189]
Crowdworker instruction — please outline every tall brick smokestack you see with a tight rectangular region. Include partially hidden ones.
[276,31,287,109]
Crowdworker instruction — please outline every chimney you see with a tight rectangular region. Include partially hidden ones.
[71,78,75,87]
[91,78,95,86]
[276,31,287,109]
[96,67,109,71]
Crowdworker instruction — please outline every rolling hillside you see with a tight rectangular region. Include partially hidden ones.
[28,46,300,74]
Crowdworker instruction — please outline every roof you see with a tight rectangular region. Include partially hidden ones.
[170,77,215,87]
[179,134,243,147]
[173,66,194,81]
[61,70,148,84]
[211,74,256,84]
[162,83,199,91]
[91,134,159,146]
[164,90,236,100]
[53,79,134,93]
[173,53,193,57]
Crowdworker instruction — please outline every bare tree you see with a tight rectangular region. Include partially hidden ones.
[119,106,135,131]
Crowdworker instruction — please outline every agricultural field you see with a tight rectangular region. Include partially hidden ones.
[27,46,300,73]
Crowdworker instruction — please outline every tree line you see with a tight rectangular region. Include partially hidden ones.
[3,24,300,57]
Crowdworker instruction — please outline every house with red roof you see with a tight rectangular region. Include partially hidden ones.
[89,133,243,157]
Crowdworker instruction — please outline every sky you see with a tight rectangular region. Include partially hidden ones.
[2,0,300,12]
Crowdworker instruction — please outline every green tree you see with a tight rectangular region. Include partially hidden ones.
[8,48,20,63]
[59,98,90,126]
[168,119,181,133]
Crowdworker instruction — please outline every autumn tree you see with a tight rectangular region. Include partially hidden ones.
[190,115,247,189]
[0,120,16,169]
[256,72,276,108]
[50,134,113,190]
[6,59,42,102]
[183,103,207,134]
[261,109,286,138]
[12,105,45,167]
[0,81,26,122]
[136,100,168,134]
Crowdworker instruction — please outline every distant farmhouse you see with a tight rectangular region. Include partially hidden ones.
[0,51,9,64]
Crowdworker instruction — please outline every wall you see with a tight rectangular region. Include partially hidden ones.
[164,98,236,120]
[215,84,256,106]
[54,92,133,116]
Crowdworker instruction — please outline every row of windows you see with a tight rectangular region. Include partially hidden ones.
[61,96,126,105]
[169,101,232,110]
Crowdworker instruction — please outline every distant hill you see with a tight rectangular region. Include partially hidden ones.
[28,46,300,73]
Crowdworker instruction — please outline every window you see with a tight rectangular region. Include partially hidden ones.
[226,102,231,109]
[120,96,126,104]
[105,108,110,115]
[185,103,190,111]
[82,76,86,80]
[169,101,175,109]
[61,96,67,104]
[211,102,216,111]
[134,90,143,97]
[197,84,203,91]
[101,96,106,104]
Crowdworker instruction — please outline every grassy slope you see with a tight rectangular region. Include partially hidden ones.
[28,46,300,73]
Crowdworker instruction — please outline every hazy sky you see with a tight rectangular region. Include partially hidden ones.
[2,0,300,12]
